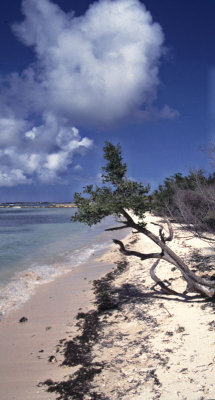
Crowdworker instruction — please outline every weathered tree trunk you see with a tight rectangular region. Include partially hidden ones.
[108,210,215,298]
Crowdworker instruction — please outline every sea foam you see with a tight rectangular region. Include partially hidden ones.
[0,240,111,318]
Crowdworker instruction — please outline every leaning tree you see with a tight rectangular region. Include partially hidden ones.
[72,142,215,298]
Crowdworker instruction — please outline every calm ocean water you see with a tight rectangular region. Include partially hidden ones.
[0,207,116,317]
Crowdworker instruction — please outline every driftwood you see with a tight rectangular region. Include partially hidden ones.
[106,210,215,298]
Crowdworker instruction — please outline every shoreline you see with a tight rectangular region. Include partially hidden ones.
[0,211,126,319]
[0,224,131,400]
[0,254,117,400]
[1,214,215,399]
[0,203,77,209]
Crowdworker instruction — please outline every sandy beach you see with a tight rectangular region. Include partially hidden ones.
[0,214,215,399]
[0,258,114,400]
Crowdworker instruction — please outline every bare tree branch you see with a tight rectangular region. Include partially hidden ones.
[151,219,173,243]
[150,259,181,296]
[113,239,161,260]
[115,218,128,225]
[116,211,215,297]
[121,208,136,225]
[105,225,129,232]
[165,219,174,241]
[113,239,169,262]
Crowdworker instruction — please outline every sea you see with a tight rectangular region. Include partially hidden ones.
[0,207,123,318]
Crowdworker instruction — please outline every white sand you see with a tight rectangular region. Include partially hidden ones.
[91,214,215,400]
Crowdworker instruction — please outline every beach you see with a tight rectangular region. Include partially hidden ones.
[0,257,115,400]
[0,214,215,399]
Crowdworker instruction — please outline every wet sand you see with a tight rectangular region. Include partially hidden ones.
[0,258,114,400]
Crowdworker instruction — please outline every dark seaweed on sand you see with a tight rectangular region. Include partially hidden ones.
[40,261,128,400]
[43,365,108,400]
[189,251,215,312]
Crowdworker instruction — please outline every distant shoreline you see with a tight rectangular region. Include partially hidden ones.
[0,203,77,209]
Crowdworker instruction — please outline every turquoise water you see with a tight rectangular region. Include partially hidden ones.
[0,208,116,317]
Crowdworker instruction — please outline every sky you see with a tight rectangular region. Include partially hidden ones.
[0,0,215,202]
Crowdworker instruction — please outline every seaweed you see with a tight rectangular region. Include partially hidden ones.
[189,250,215,274]
[62,311,99,367]
[189,250,215,312]
[93,261,128,312]
[41,260,129,399]
[42,365,108,400]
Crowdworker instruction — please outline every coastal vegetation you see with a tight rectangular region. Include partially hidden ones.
[72,142,215,298]
[152,170,215,239]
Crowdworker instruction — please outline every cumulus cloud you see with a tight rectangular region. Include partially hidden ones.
[0,116,93,185]
[12,0,164,125]
[0,117,29,147]
[0,168,32,187]
[0,0,167,186]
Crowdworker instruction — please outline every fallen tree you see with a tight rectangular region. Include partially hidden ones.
[72,142,215,298]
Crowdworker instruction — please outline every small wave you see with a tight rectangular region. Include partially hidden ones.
[65,241,111,265]
[0,239,111,319]
[0,264,66,318]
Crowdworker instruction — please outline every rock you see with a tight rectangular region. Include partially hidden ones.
[180,368,188,374]
[176,326,185,333]
[48,355,57,363]
[19,316,28,323]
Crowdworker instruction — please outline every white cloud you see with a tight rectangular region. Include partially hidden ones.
[0,168,32,187]
[12,0,164,125]
[74,164,83,171]
[0,117,29,147]
[0,0,168,186]
[0,116,93,186]
[25,127,37,140]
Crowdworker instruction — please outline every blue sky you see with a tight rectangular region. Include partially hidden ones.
[0,0,215,201]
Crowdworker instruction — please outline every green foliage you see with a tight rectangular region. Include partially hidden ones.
[101,141,127,185]
[152,170,207,216]
[72,142,150,227]
[152,170,215,234]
